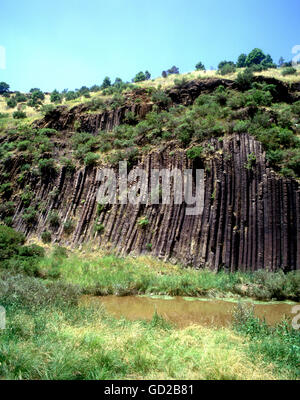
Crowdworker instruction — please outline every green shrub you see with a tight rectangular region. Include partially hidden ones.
[84,152,99,167]
[0,201,15,219]
[151,90,171,107]
[0,183,13,199]
[61,157,76,173]
[174,77,188,87]
[6,98,17,108]
[14,92,27,103]
[245,152,256,170]
[137,216,149,228]
[63,219,74,235]
[0,225,25,262]
[280,167,296,178]
[233,120,251,133]
[88,97,105,111]
[40,104,55,116]
[38,128,57,137]
[235,69,254,91]
[219,63,236,75]
[93,220,105,234]
[48,211,60,228]
[38,158,56,175]
[50,90,62,103]
[20,189,34,207]
[101,76,111,89]
[41,231,51,244]
[96,203,105,216]
[245,48,267,66]
[110,94,125,110]
[17,140,31,151]
[13,111,27,119]
[133,71,150,82]
[186,146,203,159]
[245,88,273,107]
[22,207,37,225]
[281,67,297,76]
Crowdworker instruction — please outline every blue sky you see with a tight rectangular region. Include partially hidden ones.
[0,0,299,92]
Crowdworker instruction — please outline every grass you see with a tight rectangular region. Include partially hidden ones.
[0,236,298,380]
[0,273,297,380]
[34,245,300,301]
[233,303,300,379]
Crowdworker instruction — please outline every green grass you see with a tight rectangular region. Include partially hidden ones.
[0,236,298,380]
[36,249,300,301]
[233,303,300,379]
[0,273,297,380]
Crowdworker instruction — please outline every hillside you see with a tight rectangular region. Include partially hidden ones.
[0,69,300,271]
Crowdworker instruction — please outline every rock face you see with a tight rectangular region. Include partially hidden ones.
[6,78,300,271]
[8,132,299,272]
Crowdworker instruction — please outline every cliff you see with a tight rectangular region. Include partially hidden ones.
[2,78,300,271]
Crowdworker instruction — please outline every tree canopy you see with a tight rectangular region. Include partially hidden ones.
[0,82,9,94]
[195,62,206,71]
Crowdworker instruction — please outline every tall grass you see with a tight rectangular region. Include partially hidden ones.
[0,274,288,380]
[233,303,300,379]
[38,251,300,301]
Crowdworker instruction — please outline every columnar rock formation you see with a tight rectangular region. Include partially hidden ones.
[7,132,299,271]
[5,78,300,271]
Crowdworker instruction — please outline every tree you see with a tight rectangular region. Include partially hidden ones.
[50,89,62,103]
[65,91,78,101]
[0,82,9,94]
[195,62,206,71]
[219,63,236,75]
[31,89,44,101]
[161,66,180,77]
[90,84,101,92]
[167,66,179,75]
[145,70,151,80]
[218,60,235,70]
[101,77,111,89]
[113,78,123,87]
[29,88,41,93]
[133,71,147,82]
[245,48,266,66]
[236,54,247,68]
[6,97,17,108]
[27,89,45,108]
[278,57,285,67]
[14,91,27,103]
[261,54,276,68]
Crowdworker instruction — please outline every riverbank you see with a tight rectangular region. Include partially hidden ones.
[0,274,299,380]
[0,231,299,380]
[37,245,300,302]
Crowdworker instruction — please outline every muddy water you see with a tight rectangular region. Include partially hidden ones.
[81,295,298,328]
